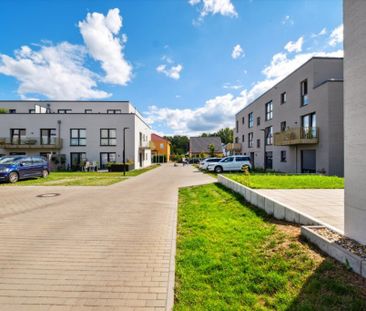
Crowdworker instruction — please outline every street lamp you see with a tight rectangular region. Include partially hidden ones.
[260,128,266,172]
[123,127,129,176]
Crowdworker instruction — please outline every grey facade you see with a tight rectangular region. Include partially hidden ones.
[234,57,344,176]
[0,101,152,170]
[344,0,366,244]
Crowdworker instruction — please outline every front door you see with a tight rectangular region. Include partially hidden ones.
[250,152,255,168]
[265,151,273,170]
[139,153,143,168]
[301,150,316,173]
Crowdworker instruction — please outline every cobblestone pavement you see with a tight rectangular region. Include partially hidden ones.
[0,164,214,311]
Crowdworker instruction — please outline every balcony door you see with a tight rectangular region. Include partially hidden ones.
[301,113,316,138]
[70,152,86,171]
[40,129,56,145]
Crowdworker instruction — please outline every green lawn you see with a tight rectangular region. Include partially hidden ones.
[175,184,365,310]
[225,173,344,189]
[0,164,160,186]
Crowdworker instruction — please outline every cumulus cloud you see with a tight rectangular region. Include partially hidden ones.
[231,44,244,59]
[146,48,343,135]
[284,36,304,53]
[311,27,327,38]
[78,8,132,86]
[0,8,132,99]
[0,43,110,100]
[329,24,343,47]
[189,0,237,20]
[156,56,183,80]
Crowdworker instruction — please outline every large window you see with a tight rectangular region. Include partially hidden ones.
[100,129,116,146]
[10,129,26,145]
[301,79,309,106]
[40,129,56,145]
[100,152,116,169]
[70,152,86,170]
[248,132,253,148]
[301,112,317,138]
[70,129,86,146]
[248,112,254,128]
[265,126,273,145]
[265,101,273,121]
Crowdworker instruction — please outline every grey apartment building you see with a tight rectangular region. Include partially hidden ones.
[0,101,152,170]
[233,57,344,176]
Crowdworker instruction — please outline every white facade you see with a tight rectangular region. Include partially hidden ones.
[0,101,152,170]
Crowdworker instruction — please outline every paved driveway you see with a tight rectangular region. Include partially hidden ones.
[0,164,214,311]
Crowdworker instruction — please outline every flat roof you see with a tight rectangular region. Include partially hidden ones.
[235,56,343,116]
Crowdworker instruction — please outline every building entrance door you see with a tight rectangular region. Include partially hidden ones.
[250,152,255,168]
[301,150,316,173]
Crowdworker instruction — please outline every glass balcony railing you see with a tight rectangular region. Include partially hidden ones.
[0,137,63,149]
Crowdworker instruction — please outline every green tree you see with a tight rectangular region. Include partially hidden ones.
[208,144,215,157]
[199,127,233,144]
[164,135,189,155]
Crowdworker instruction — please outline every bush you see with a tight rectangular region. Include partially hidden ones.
[0,108,8,114]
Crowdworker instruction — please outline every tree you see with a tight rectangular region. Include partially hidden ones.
[164,135,189,155]
[208,144,215,157]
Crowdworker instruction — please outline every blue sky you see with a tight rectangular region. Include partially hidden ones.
[0,0,343,135]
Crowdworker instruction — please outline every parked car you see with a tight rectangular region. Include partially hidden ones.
[207,155,252,173]
[199,157,221,170]
[0,156,50,183]
[188,158,201,164]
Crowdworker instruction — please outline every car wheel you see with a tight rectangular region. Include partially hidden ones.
[42,169,49,178]
[214,166,223,174]
[8,172,19,183]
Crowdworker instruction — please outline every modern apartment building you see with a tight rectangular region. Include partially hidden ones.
[0,101,152,170]
[233,57,344,176]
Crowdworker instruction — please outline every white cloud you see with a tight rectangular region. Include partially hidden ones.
[147,48,343,135]
[156,64,183,80]
[231,44,244,59]
[329,24,344,47]
[223,82,244,90]
[282,15,294,25]
[284,36,304,53]
[311,27,327,38]
[78,8,132,86]
[189,0,237,20]
[0,43,110,100]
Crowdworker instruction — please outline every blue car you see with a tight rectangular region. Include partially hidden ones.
[0,156,50,183]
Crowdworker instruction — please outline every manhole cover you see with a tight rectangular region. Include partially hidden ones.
[36,193,61,198]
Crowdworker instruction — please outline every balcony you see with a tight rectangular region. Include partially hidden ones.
[0,137,63,150]
[139,141,153,150]
[274,127,319,146]
[225,143,242,152]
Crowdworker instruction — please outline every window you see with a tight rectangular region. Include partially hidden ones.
[58,109,72,114]
[265,101,273,121]
[281,92,287,104]
[10,129,26,145]
[265,126,273,145]
[280,121,287,132]
[236,120,239,133]
[160,143,164,149]
[100,152,116,169]
[281,150,287,162]
[85,109,92,113]
[236,156,250,162]
[248,112,254,128]
[70,129,86,146]
[242,135,245,143]
[9,109,16,114]
[301,79,309,106]
[242,116,245,124]
[107,109,122,114]
[100,129,116,146]
[221,157,234,162]
[257,139,260,148]
[257,116,261,126]
[235,137,238,143]
[40,128,56,145]
[248,132,253,148]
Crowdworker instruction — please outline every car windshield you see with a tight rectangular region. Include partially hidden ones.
[0,157,21,164]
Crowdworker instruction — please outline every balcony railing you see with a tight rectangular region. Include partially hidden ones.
[0,137,63,149]
[225,143,242,152]
[274,127,319,146]
[139,141,153,150]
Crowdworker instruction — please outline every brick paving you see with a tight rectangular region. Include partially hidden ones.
[0,164,214,310]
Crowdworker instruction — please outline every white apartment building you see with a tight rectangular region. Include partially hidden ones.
[0,101,152,170]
